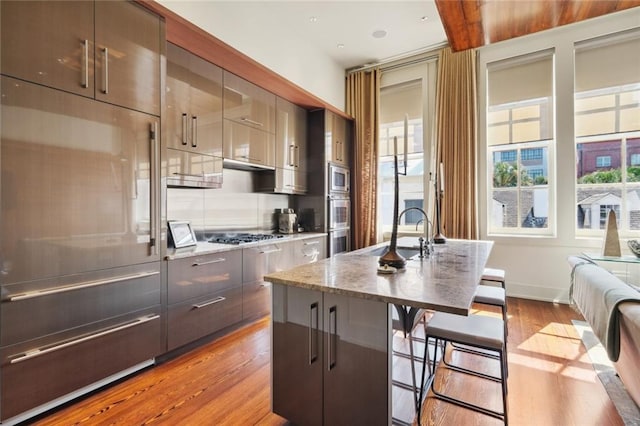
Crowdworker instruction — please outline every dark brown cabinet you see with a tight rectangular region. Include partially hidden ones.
[272,284,391,425]
[166,250,243,350]
[223,71,275,168]
[1,0,161,116]
[275,97,308,194]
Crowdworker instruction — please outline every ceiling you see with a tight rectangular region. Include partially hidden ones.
[157,1,640,71]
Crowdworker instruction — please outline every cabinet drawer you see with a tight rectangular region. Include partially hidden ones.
[243,280,271,320]
[165,148,223,188]
[0,263,161,347]
[1,307,161,421]
[223,119,275,167]
[167,286,243,350]
[168,249,242,304]
[223,71,275,134]
[242,242,292,283]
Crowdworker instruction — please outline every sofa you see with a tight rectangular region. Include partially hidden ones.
[568,256,640,408]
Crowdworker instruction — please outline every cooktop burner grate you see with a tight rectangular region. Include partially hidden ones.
[208,233,285,245]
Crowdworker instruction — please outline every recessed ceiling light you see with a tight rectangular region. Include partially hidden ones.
[337,43,345,49]
[309,16,318,23]
[421,16,429,22]
[372,30,387,39]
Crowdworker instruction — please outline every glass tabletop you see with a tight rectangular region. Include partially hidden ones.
[582,252,640,264]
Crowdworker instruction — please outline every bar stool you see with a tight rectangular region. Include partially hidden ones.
[474,285,508,338]
[418,312,508,425]
[391,305,429,417]
[482,267,506,289]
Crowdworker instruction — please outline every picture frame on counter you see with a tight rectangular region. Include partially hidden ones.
[168,220,197,248]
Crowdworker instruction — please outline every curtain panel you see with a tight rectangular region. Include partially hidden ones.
[435,47,478,240]
[346,68,380,249]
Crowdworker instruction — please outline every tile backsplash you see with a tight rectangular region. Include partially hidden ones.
[167,168,289,234]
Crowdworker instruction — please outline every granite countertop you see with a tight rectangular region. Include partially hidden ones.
[264,237,494,315]
[165,232,327,260]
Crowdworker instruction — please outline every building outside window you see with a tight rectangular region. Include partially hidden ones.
[575,31,640,235]
[487,52,554,234]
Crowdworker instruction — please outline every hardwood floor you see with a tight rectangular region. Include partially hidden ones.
[29,298,623,426]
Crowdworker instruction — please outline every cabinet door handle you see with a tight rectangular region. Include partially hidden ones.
[289,144,296,167]
[81,39,89,89]
[150,122,159,255]
[192,258,226,266]
[9,314,159,364]
[240,117,263,127]
[295,145,300,168]
[192,296,226,309]
[259,247,282,254]
[304,241,320,246]
[181,113,188,145]
[173,172,205,178]
[309,302,319,365]
[328,305,337,371]
[9,271,159,301]
[102,47,109,94]
[192,116,198,148]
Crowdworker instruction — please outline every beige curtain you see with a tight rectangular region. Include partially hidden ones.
[346,68,380,249]
[435,47,478,240]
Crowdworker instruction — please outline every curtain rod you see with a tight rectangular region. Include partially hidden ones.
[346,41,448,74]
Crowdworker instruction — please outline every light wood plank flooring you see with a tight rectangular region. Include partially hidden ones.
[28,298,623,426]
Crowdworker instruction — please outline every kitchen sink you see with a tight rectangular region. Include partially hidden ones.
[364,245,421,259]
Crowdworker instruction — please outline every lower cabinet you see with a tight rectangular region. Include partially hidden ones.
[167,249,242,351]
[272,284,391,426]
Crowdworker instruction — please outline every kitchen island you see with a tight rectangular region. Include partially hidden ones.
[265,237,493,425]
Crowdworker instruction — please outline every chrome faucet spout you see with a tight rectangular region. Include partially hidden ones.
[398,207,432,256]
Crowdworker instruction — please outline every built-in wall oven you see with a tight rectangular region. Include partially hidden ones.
[329,228,351,257]
[329,196,350,230]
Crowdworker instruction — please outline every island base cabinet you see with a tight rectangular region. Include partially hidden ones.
[272,284,391,426]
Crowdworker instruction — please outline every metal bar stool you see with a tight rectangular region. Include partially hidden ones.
[391,305,429,421]
[418,312,508,425]
[474,285,508,338]
[482,267,506,289]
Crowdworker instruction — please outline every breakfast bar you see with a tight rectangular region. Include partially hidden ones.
[265,237,493,425]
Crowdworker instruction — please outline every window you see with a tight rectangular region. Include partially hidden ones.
[377,60,437,242]
[575,32,640,235]
[487,52,554,234]
[378,79,425,236]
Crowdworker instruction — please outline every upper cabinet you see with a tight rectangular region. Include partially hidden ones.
[223,71,275,168]
[166,43,223,157]
[275,97,307,194]
[1,0,161,116]
[327,111,351,167]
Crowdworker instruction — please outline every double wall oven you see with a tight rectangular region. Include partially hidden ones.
[328,164,351,256]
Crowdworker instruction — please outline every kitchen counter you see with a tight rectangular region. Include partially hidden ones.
[269,237,494,425]
[265,237,494,315]
[165,232,327,260]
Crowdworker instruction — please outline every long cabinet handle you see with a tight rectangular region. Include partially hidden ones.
[172,172,205,178]
[9,314,160,364]
[295,145,300,168]
[81,39,89,89]
[192,296,226,309]
[191,116,198,148]
[181,113,188,145]
[9,271,159,301]
[328,305,337,371]
[102,47,109,94]
[309,302,319,365]
[192,258,226,266]
[150,122,158,255]
[304,241,320,246]
[240,117,263,127]
[259,247,282,254]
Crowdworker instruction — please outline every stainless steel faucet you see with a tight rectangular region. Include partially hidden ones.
[398,207,432,257]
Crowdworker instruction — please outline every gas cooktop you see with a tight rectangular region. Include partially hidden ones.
[208,233,285,245]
